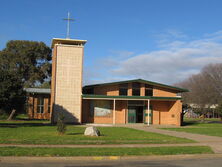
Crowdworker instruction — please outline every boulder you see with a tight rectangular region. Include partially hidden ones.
[84,126,100,136]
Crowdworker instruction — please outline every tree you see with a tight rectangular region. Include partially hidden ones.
[0,40,51,114]
[202,63,222,102]
[216,102,222,120]
[176,63,222,121]
[0,69,24,113]
[0,40,51,87]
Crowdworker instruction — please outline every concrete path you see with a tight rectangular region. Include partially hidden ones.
[129,126,222,154]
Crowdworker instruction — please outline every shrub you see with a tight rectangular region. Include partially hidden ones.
[0,109,8,120]
[57,113,66,135]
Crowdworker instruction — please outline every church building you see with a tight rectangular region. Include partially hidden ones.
[27,38,188,126]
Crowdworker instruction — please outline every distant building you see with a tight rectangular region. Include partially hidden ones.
[184,104,219,118]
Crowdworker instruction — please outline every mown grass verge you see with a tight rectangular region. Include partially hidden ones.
[162,127,222,137]
[163,119,222,137]
[0,124,194,144]
[0,146,213,156]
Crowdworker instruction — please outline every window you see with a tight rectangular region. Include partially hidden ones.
[132,82,140,96]
[90,100,112,117]
[48,98,51,113]
[119,83,128,96]
[177,93,182,97]
[145,84,153,96]
[37,98,44,114]
[83,87,94,94]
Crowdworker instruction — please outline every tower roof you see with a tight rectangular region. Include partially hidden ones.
[51,38,87,48]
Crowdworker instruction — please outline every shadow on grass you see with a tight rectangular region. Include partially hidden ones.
[182,120,222,126]
[0,120,53,128]
[207,121,222,124]
[182,121,198,126]
[66,132,83,135]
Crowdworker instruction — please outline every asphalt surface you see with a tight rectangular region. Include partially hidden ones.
[1,155,222,167]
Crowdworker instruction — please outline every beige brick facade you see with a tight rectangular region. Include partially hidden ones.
[51,38,86,123]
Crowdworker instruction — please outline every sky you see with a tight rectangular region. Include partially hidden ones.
[1,0,222,85]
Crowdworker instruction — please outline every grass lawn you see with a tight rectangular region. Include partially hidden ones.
[0,146,213,156]
[0,121,194,144]
[162,118,222,137]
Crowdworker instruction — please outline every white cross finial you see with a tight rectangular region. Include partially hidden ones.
[63,12,74,39]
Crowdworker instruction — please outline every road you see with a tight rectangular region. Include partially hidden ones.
[1,156,222,167]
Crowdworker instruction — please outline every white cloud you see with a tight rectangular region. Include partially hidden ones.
[154,29,188,48]
[84,30,222,85]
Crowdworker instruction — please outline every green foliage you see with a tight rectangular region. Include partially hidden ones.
[0,40,51,114]
[38,81,51,88]
[0,69,25,113]
[56,113,67,135]
[0,109,8,120]
[0,40,51,87]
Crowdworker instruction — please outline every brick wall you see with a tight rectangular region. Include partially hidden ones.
[92,83,178,97]
[153,86,177,97]
[115,100,127,124]
[152,100,182,126]
[94,85,119,95]
[27,94,51,120]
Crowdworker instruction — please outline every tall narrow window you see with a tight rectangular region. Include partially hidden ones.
[145,84,153,96]
[119,83,128,96]
[48,98,51,113]
[132,82,140,96]
[37,97,44,114]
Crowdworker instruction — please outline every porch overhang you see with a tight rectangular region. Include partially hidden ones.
[82,94,182,101]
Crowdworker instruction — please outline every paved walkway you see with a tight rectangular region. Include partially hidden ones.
[129,126,222,154]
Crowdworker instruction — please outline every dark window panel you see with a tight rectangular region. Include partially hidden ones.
[145,89,153,96]
[119,88,128,96]
[132,89,140,96]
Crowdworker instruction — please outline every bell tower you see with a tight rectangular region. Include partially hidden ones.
[51,38,87,123]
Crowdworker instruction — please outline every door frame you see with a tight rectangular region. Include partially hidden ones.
[128,106,137,123]
[127,101,145,123]
[144,105,153,124]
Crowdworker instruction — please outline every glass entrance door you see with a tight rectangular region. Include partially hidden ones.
[128,106,136,123]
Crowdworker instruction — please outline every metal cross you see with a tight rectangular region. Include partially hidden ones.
[63,12,74,39]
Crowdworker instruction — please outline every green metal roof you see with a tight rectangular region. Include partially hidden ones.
[82,94,182,100]
[83,79,188,92]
